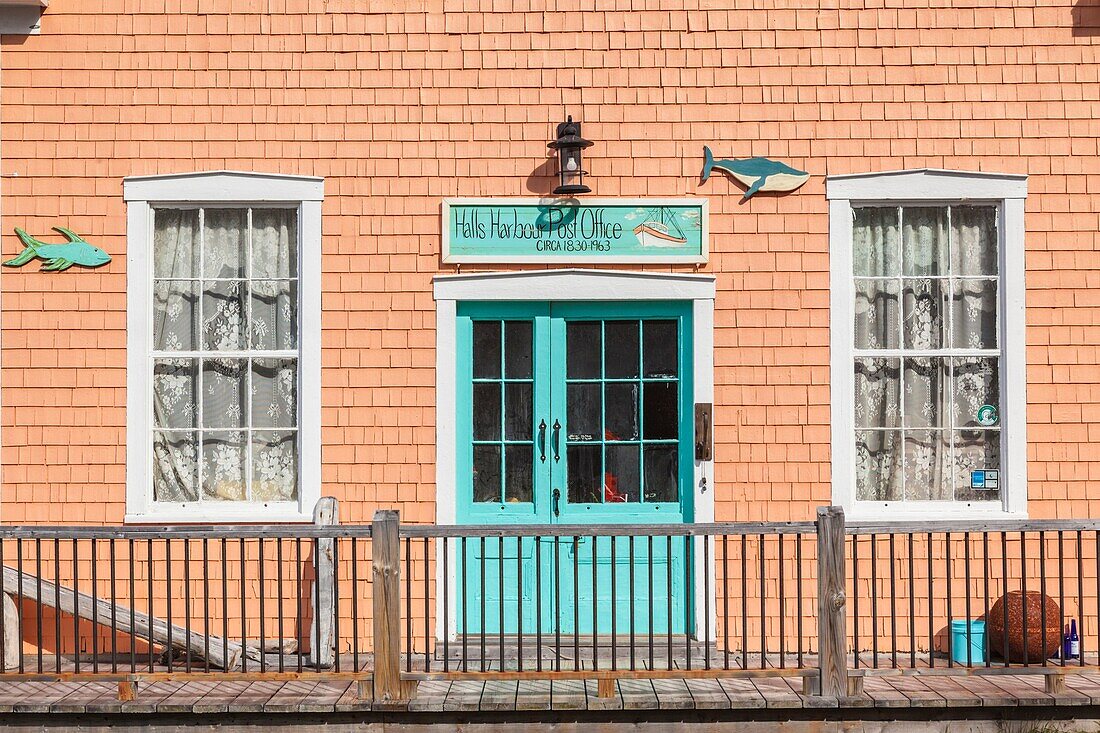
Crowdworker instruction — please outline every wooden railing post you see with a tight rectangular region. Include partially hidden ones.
[816,505,848,698]
[372,509,416,702]
[310,497,338,669]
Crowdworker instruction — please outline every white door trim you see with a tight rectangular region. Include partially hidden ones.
[433,268,716,640]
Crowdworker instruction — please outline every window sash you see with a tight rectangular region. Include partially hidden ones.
[150,205,302,506]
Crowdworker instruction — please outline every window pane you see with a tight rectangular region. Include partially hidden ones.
[504,382,532,441]
[154,358,198,429]
[605,444,641,502]
[203,208,247,278]
[903,357,948,429]
[643,382,678,440]
[252,358,298,428]
[852,207,900,276]
[473,445,501,502]
[567,322,601,378]
[643,445,678,502]
[202,280,247,350]
[202,431,247,501]
[951,206,998,276]
[472,383,501,441]
[566,383,600,441]
[642,320,678,378]
[903,430,950,500]
[504,321,533,379]
[567,444,602,503]
[854,358,900,429]
[902,279,945,350]
[154,281,199,351]
[953,429,1001,501]
[952,357,999,428]
[854,280,899,350]
[504,445,533,503]
[855,430,901,501]
[250,209,298,279]
[153,209,200,279]
[203,358,246,429]
[605,382,640,441]
[250,280,298,350]
[473,321,501,379]
[153,431,198,502]
[252,430,298,501]
[902,206,949,277]
[605,321,640,378]
[951,279,997,349]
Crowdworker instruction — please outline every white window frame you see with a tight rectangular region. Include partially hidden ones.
[827,169,1028,520]
[123,171,323,523]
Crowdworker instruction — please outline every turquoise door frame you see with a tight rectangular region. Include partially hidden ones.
[455,301,694,636]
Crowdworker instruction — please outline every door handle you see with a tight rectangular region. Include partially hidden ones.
[538,419,547,463]
[552,488,561,517]
[552,419,561,462]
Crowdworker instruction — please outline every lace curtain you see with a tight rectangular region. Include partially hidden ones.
[854,206,1000,502]
[152,208,299,504]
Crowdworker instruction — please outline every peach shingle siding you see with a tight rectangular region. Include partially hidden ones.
[2,1,1100,529]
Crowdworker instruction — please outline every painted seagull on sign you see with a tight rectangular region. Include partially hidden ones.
[4,227,111,271]
[701,146,810,200]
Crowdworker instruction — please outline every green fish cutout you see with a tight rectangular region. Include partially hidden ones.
[4,227,111,271]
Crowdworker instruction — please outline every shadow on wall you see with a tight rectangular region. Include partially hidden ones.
[525,154,559,195]
[1074,0,1100,36]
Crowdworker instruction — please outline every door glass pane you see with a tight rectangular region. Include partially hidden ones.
[505,445,533,503]
[566,383,600,441]
[504,321,533,378]
[473,321,501,379]
[643,446,678,502]
[605,321,640,378]
[643,382,678,440]
[643,321,678,378]
[567,322,601,378]
[567,444,602,503]
[504,383,532,441]
[605,444,640,502]
[605,383,639,441]
[473,445,502,503]
[473,383,501,441]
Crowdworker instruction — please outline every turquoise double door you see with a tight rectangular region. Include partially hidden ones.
[456,301,694,636]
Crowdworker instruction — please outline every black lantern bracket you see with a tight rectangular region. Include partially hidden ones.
[547,116,593,196]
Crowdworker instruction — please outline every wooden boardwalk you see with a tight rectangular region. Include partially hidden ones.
[1,671,1100,714]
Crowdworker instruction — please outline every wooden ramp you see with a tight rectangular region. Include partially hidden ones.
[2,566,243,671]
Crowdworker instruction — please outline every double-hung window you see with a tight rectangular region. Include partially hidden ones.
[124,172,322,522]
[828,170,1027,518]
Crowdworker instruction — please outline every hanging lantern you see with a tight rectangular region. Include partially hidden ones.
[547,116,593,195]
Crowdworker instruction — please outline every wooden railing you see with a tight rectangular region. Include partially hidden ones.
[2,503,1099,703]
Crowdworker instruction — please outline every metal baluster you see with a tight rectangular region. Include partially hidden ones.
[889,534,897,669]
[908,533,915,668]
[16,539,24,675]
[685,534,692,671]
[853,535,860,669]
[668,534,674,670]
[296,537,303,673]
[147,538,154,673]
[778,534,785,669]
[256,537,264,674]
[517,537,523,672]
[926,532,933,669]
[110,538,118,674]
[406,537,413,673]
[222,538,230,674]
[649,535,655,670]
[166,539,173,672]
[593,536,600,671]
[35,538,43,674]
[498,536,505,671]
[945,533,953,668]
[871,533,878,668]
[964,533,972,667]
[184,538,191,673]
[610,536,616,672]
[555,536,561,672]
[332,537,340,673]
[629,535,636,671]
[54,538,63,673]
[535,535,542,673]
[461,536,468,673]
[241,539,248,673]
[574,535,580,672]
[128,538,136,674]
[983,532,990,668]
[1040,531,1047,667]
[740,534,747,670]
[796,533,803,670]
[758,533,765,670]
[481,536,487,672]
[91,537,98,673]
[1003,532,1010,668]
[1022,531,1030,667]
[1078,530,1085,667]
[203,538,211,674]
[703,534,710,670]
[425,537,431,673]
[277,537,285,674]
[1058,530,1065,668]
[723,534,730,670]
[443,537,450,673]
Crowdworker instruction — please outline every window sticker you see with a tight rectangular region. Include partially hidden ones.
[976,404,999,427]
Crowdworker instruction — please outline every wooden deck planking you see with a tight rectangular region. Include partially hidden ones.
[549,679,586,710]
[584,679,623,711]
[715,677,766,708]
[514,679,551,710]
[618,678,659,709]
[749,676,803,708]
[951,674,1018,707]
[683,677,729,709]
[862,675,910,707]
[884,675,947,707]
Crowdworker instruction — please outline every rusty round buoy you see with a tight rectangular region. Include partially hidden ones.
[986,590,1062,663]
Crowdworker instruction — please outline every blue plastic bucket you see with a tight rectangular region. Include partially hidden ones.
[950,619,986,665]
